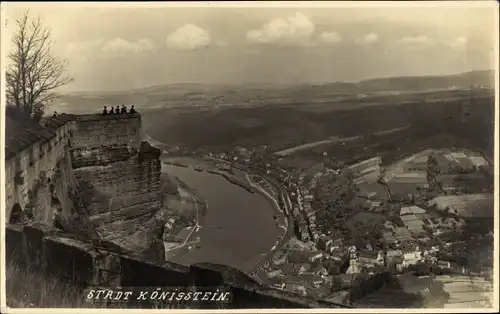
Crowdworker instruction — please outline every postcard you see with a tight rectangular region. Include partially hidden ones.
[0,1,498,312]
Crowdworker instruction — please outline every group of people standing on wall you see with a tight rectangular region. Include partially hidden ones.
[102,105,136,115]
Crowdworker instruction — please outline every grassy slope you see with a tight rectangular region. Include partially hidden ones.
[5,260,102,308]
[5,259,195,309]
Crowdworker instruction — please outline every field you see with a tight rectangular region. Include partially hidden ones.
[435,275,494,308]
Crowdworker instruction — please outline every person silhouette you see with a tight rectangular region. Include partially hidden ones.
[109,106,115,114]
[121,105,127,114]
[129,105,136,114]
[102,106,108,115]
[115,106,120,114]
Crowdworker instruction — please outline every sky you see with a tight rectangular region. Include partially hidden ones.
[2,2,498,92]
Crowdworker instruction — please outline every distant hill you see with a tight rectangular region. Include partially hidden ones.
[290,70,494,95]
[357,70,494,92]
[53,70,494,114]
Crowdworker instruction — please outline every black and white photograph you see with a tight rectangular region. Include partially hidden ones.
[1,1,498,311]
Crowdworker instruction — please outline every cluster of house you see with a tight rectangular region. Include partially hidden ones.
[265,248,334,298]
[381,204,466,243]
[292,157,381,255]
[231,146,253,164]
[343,243,455,274]
[316,235,348,264]
[295,171,325,242]
[294,156,387,247]
[292,171,470,277]
[209,145,272,167]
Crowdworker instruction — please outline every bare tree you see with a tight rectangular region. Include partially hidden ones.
[6,10,73,121]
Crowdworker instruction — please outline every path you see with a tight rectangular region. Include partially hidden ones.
[274,125,411,157]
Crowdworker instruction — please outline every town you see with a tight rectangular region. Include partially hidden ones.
[159,139,494,308]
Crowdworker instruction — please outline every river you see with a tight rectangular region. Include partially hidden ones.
[162,161,283,273]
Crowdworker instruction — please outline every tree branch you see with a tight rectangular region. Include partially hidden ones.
[6,10,72,120]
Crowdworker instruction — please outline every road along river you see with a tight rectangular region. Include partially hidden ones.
[162,160,284,274]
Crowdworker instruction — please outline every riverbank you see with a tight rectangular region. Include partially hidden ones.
[162,156,293,273]
[208,169,256,194]
[246,174,283,215]
[163,159,256,194]
[160,173,207,254]
[164,157,290,218]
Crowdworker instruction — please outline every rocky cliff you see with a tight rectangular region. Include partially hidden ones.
[5,112,167,261]
[69,114,165,257]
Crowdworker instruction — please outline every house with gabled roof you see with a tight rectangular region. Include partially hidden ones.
[357,249,385,267]
[402,245,423,266]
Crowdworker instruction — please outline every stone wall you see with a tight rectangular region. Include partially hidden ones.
[5,118,76,221]
[5,224,349,309]
[72,113,142,149]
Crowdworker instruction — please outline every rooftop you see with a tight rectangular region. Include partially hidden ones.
[40,113,76,130]
[5,115,58,160]
[358,250,379,259]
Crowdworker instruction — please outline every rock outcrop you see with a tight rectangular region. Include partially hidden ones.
[69,114,165,257]
[5,112,167,260]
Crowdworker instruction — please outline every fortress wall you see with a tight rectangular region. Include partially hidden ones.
[72,114,142,150]
[5,224,346,309]
[51,148,79,222]
[5,117,76,222]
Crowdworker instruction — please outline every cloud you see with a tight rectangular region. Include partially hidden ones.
[355,33,379,45]
[101,38,156,53]
[65,38,156,57]
[166,24,211,50]
[246,12,315,46]
[64,39,104,54]
[449,36,468,50]
[399,35,433,45]
[318,31,342,44]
